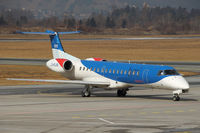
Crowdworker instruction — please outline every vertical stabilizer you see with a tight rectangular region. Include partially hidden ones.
[49,32,79,61]
[50,33,64,57]
[18,30,80,61]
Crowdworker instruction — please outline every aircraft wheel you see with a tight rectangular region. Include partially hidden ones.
[82,89,91,97]
[117,89,127,97]
[117,90,122,97]
[82,85,91,97]
[173,94,180,101]
[121,89,127,96]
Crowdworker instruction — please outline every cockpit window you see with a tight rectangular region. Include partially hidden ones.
[158,70,179,76]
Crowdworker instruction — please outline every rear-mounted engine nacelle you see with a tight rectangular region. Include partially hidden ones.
[46,59,73,72]
[63,60,73,71]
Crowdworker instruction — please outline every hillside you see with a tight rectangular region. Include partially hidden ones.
[0,0,199,18]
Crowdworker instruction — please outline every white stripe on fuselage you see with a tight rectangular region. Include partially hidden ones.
[149,76,189,90]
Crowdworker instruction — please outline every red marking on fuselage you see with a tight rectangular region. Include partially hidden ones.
[135,80,144,83]
[93,58,103,61]
[56,58,67,67]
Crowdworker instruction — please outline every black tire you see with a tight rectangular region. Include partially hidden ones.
[85,91,91,97]
[117,90,122,97]
[117,89,127,97]
[82,90,91,97]
[176,96,180,101]
[121,90,127,97]
[82,93,86,97]
[173,95,180,101]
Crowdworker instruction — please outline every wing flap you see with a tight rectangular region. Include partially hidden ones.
[7,78,110,86]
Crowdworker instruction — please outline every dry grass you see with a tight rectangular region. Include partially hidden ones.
[0,38,200,61]
[0,65,65,86]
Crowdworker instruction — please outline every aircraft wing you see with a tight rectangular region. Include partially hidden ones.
[7,78,110,86]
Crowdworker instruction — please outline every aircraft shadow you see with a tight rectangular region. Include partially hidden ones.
[10,86,196,102]
[91,93,198,101]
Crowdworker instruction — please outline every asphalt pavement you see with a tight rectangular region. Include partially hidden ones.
[0,76,199,133]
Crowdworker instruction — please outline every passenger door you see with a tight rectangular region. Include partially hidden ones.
[142,69,149,83]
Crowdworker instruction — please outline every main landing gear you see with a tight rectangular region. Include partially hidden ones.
[82,85,92,97]
[117,89,128,97]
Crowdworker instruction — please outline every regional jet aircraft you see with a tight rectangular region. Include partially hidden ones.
[8,30,189,101]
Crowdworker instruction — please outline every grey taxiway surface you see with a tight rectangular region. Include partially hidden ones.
[0,76,200,133]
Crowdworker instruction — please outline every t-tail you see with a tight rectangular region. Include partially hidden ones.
[18,30,80,61]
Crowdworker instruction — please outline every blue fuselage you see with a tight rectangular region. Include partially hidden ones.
[81,60,176,85]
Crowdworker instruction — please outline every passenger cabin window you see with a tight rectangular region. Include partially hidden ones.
[128,70,131,75]
[90,67,92,71]
[132,71,135,75]
[120,70,123,74]
[105,69,108,73]
[137,71,139,76]
[117,70,119,74]
[109,69,112,73]
[93,68,96,71]
[124,70,127,75]
[80,67,82,70]
[83,67,85,71]
[101,68,104,73]
[97,68,99,72]
[113,69,115,74]
[158,70,179,76]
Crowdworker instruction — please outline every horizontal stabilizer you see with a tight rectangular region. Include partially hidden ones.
[7,78,110,86]
[16,30,80,35]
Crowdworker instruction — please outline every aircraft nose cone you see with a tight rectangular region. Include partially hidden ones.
[175,76,189,90]
[161,76,190,90]
[182,79,189,89]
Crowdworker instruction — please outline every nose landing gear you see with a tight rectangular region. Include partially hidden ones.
[173,94,180,101]
[172,89,182,101]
